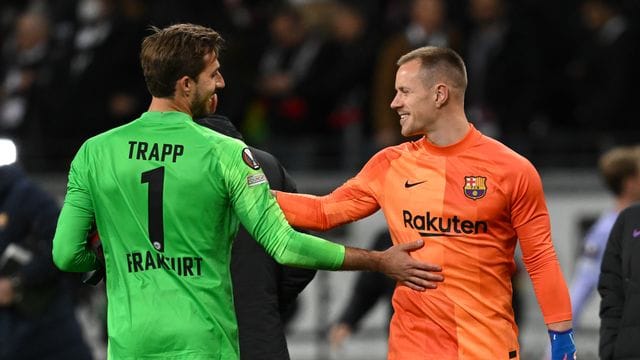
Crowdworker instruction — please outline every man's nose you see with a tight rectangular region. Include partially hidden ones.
[217,73,226,89]
[390,94,400,109]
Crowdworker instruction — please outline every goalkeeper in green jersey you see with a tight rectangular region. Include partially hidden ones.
[51,23,443,360]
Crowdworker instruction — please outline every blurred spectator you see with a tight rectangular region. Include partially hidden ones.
[0,0,637,173]
[328,231,395,351]
[45,0,148,171]
[311,1,378,170]
[241,4,327,169]
[371,0,461,148]
[598,202,640,359]
[463,0,542,155]
[569,145,640,328]
[0,139,92,360]
[0,10,56,171]
[569,0,640,147]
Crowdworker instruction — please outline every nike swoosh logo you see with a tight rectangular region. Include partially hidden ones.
[405,180,427,188]
[633,228,640,238]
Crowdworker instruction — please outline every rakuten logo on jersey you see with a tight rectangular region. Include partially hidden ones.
[402,210,488,236]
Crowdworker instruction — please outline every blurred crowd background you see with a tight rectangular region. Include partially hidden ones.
[2,0,640,174]
[2,1,638,359]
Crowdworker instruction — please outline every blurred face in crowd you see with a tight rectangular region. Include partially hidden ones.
[270,12,304,47]
[190,52,225,118]
[332,5,365,42]
[469,0,503,25]
[16,13,49,51]
[391,59,435,137]
[581,1,612,30]
[412,0,445,33]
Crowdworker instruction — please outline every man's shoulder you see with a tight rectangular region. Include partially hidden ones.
[474,134,536,171]
[84,116,242,149]
[247,146,277,165]
[188,120,245,146]
[620,203,640,220]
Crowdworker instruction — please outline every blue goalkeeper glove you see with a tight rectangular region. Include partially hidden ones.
[548,329,576,360]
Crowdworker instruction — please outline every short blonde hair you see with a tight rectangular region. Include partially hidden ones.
[397,46,467,91]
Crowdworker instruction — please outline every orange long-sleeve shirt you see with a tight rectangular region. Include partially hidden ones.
[276,125,571,359]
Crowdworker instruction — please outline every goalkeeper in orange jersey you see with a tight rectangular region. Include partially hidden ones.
[274,46,576,360]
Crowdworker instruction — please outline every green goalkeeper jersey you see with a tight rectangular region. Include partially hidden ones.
[52,111,345,360]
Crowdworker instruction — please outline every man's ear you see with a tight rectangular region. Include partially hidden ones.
[176,76,193,97]
[435,83,449,108]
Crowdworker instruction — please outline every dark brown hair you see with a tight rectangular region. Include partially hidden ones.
[140,23,224,98]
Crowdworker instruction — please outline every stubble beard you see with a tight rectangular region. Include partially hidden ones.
[191,90,211,119]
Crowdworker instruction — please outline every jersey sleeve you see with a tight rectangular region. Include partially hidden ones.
[274,152,384,231]
[220,143,345,270]
[52,142,99,272]
[511,161,572,324]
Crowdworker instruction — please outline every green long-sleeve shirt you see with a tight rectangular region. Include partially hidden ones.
[52,111,344,360]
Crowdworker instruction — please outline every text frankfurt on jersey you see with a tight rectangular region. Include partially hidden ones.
[402,210,488,236]
[126,250,203,276]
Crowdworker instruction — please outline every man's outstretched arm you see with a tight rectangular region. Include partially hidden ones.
[342,239,443,292]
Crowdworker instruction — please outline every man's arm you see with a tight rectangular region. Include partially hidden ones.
[52,145,99,272]
[274,187,379,232]
[274,151,388,231]
[222,143,442,290]
[342,240,442,291]
[547,321,572,332]
[511,163,575,359]
[512,163,572,323]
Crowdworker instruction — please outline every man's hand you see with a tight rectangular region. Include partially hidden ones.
[328,323,353,350]
[0,277,15,306]
[379,239,443,291]
[549,328,577,360]
[341,239,443,291]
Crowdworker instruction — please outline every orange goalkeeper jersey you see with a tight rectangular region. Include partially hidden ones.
[275,124,572,359]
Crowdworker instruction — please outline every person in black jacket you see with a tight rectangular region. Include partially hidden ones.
[598,202,640,359]
[0,140,92,360]
[195,114,317,360]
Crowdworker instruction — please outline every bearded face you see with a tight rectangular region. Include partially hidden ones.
[191,86,213,119]
[189,53,225,118]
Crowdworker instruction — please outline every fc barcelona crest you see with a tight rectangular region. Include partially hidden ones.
[463,176,487,200]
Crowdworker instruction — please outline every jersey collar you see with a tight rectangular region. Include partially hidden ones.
[138,111,193,123]
[419,123,482,156]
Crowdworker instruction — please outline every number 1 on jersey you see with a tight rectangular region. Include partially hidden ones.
[141,166,165,252]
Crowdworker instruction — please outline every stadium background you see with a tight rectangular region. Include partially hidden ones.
[3,0,639,359]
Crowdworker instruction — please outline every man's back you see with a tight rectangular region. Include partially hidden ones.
[59,111,263,359]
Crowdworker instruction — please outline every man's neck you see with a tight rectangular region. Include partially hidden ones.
[425,114,471,147]
[148,97,192,116]
[616,194,639,212]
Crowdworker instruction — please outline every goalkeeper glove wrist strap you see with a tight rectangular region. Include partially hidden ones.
[548,328,576,360]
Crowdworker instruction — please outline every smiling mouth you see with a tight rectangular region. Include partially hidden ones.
[208,93,218,113]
